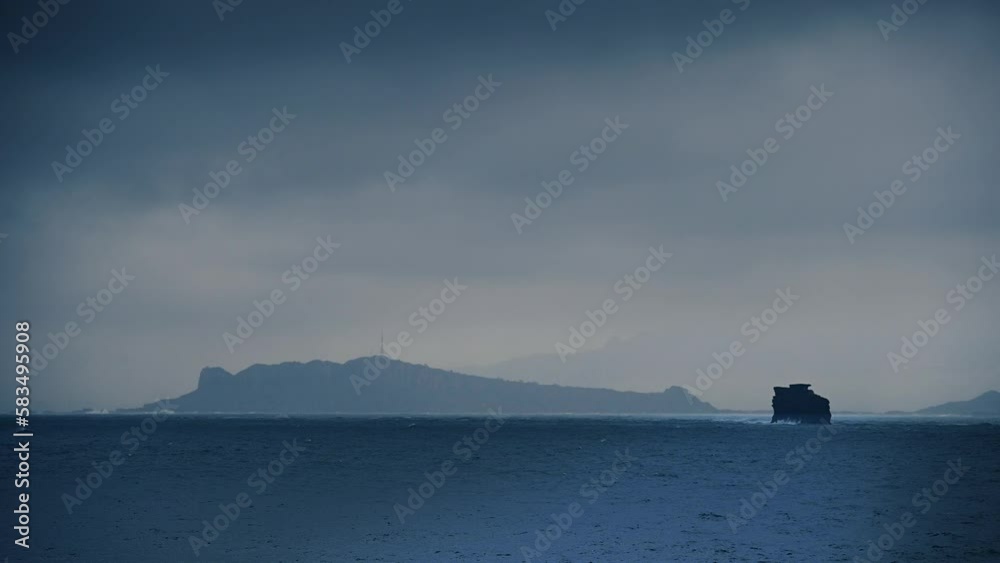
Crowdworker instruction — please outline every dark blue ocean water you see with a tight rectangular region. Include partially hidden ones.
[3,415,998,562]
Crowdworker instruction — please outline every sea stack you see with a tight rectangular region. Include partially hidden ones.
[771,384,831,424]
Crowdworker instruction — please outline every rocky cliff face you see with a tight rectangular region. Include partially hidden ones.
[771,384,831,424]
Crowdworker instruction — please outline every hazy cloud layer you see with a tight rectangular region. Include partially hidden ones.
[1,0,998,412]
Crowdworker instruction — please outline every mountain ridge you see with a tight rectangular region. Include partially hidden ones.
[914,390,1000,416]
[107,358,999,416]
[127,357,718,415]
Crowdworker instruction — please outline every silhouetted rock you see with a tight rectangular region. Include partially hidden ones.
[128,357,719,415]
[771,384,831,424]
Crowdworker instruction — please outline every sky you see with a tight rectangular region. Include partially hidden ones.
[1,0,998,413]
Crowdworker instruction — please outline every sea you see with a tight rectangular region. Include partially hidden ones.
[4,414,999,562]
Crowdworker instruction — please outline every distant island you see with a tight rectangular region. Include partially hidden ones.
[914,390,1000,416]
[53,359,990,417]
[771,384,831,424]
[125,357,718,415]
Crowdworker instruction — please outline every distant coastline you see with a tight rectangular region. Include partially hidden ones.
[16,359,1000,417]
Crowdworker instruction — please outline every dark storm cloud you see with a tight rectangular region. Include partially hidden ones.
[0,0,998,411]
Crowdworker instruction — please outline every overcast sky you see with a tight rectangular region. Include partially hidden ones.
[1,0,998,413]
